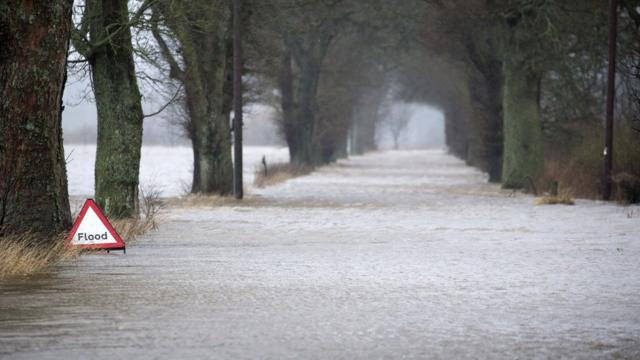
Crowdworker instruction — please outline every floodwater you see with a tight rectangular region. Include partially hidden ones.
[1,150,639,359]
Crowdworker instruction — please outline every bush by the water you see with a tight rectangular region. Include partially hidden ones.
[544,125,640,203]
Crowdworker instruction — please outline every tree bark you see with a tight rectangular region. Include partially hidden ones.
[291,55,321,164]
[0,0,73,238]
[152,1,233,194]
[463,28,504,182]
[467,70,503,182]
[501,59,544,189]
[443,100,470,160]
[279,36,326,165]
[87,0,144,218]
[278,50,300,161]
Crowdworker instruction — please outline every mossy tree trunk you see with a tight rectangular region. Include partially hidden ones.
[83,0,144,218]
[501,58,544,189]
[0,0,73,238]
[152,1,233,194]
[279,35,329,165]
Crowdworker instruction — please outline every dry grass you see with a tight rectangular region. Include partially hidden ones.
[113,185,165,241]
[0,188,163,280]
[544,124,640,202]
[254,162,314,188]
[111,216,158,242]
[544,158,600,199]
[534,193,576,206]
[165,194,231,208]
[0,234,80,280]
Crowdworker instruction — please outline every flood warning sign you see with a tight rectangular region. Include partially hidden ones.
[67,199,126,251]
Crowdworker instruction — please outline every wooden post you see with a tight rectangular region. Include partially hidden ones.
[233,0,244,199]
[603,0,618,200]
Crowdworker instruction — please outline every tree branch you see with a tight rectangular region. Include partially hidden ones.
[150,8,184,81]
[143,85,183,118]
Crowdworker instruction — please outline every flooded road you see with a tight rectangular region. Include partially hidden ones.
[1,150,639,359]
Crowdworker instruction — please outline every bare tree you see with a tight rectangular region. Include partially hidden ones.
[383,105,411,150]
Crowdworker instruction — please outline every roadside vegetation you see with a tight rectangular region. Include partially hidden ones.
[544,125,640,201]
[254,163,314,188]
[0,190,163,280]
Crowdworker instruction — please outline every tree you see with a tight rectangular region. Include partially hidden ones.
[151,0,234,194]
[494,1,611,189]
[0,0,73,238]
[382,103,411,150]
[73,0,148,217]
[422,0,504,182]
[253,0,362,165]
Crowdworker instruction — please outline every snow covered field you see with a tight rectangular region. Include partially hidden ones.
[65,145,289,197]
[1,149,639,358]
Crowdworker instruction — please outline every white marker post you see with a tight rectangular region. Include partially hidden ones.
[67,199,126,253]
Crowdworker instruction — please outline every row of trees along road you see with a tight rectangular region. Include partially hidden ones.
[0,0,639,240]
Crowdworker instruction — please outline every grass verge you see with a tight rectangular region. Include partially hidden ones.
[0,189,163,280]
[254,162,314,188]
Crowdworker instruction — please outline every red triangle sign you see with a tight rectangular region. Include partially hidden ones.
[67,199,126,251]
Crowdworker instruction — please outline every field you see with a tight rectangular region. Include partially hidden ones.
[65,145,290,198]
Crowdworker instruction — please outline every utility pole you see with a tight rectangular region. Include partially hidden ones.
[233,0,243,199]
[603,0,618,200]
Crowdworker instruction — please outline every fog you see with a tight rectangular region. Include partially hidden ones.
[62,77,283,146]
[376,103,445,150]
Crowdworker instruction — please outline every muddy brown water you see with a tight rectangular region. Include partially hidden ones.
[1,150,639,359]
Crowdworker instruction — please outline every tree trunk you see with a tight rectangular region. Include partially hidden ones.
[350,90,381,156]
[291,58,320,164]
[444,103,470,160]
[189,20,233,194]
[279,51,300,162]
[484,73,504,182]
[501,60,543,189]
[184,70,233,194]
[152,1,233,194]
[467,70,503,182]
[0,0,73,238]
[280,35,327,166]
[87,0,144,218]
[463,25,504,183]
